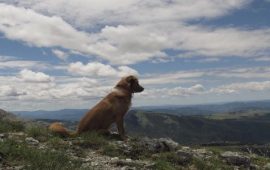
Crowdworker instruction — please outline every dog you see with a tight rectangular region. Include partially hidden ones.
[49,75,144,140]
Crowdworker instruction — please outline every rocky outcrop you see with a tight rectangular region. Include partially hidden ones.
[1,110,270,170]
[220,151,250,167]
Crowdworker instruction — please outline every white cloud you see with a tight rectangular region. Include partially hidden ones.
[52,49,69,60]
[18,69,54,83]
[4,0,251,27]
[68,62,138,77]
[0,3,95,55]
[254,56,270,62]
[209,67,270,79]
[141,71,204,85]
[167,84,205,96]
[210,81,270,94]
[139,84,205,98]
[1,2,270,65]
[0,85,26,97]
[0,56,48,70]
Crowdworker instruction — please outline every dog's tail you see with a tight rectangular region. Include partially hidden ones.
[48,122,77,138]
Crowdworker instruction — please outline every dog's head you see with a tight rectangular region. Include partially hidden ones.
[116,75,144,93]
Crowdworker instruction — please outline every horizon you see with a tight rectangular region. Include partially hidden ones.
[10,98,270,112]
[1,1,270,111]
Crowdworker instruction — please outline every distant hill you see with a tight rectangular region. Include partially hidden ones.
[137,100,270,116]
[0,109,17,120]
[14,109,88,121]
[125,110,270,145]
[11,100,270,145]
[13,100,270,120]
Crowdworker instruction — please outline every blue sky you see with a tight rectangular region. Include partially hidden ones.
[0,0,270,111]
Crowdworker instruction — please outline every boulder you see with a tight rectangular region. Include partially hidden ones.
[264,163,270,169]
[192,148,213,160]
[176,150,193,165]
[136,137,179,153]
[220,151,250,167]
[25,137,39,146]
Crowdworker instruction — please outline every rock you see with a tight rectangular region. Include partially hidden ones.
[181,146,191,151]
[125,158,132,162]
[0,134,5,142]
[264,163,270,169]
[90,162,99,166]
[136,137,178,153]
[250,164,259,170]
[220,151,250,167]
[111,158,151,169]
[25,137,39,146]
[120,166,136,170]
[176,150,193,165]
[158,138,179,151]
[8,132,25,140]
[111,157,119,161]
[0,133,5,138]
[144,162,156,169]
[192,148,213,159]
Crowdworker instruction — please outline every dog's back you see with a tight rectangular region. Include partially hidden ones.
[77,91,131,134]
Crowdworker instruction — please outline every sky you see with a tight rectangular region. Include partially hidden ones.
[0,0,270,111]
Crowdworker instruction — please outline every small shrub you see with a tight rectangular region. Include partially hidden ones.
[77,131,108,149]
[0,139,83,170]
[192,157,233,170]
[151,152,187,170]
[154,159,176,170]
[102,144,124,158]
[47,136,70,150]
[25,124,49,142]
[251,156,270,167]
[0,120,25,133]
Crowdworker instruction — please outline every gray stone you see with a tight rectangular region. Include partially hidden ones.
[25,137,39,146]
[220,151,250,167]
[158,138,179,151]
[136,137,179,153]
[0,134,5,138]
[120,166,136,170]
[90,162,99,166]
[125,158,132,162]
[250,164,259,170]
[192,148,213,159]
[264,163,270,169]
[111,157,119,161]
[176,150,193,165]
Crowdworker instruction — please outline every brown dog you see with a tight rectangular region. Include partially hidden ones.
[49,75,144,140]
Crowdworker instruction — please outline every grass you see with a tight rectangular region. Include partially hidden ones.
[0,119,25,133]
[25,124,50,142]
[251,156,270,167]
[76,131,108,149]
[47,136,71,150]
[153,159,176,170]
[0,139,84,170]
[206,146,240,154]
[192,157,233,170]
[152,152,188,170]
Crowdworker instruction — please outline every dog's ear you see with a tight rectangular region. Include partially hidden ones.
[126,75,136,84]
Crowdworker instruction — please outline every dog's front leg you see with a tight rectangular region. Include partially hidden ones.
[116,117,127,140]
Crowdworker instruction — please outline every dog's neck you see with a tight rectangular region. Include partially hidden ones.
[112,86,132,98]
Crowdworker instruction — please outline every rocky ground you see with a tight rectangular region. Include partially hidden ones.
[1,109,270,170]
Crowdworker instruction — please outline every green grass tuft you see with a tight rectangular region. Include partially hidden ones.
[76,131,108,149]
[25,124,50,142]
[0,139,84,170]
[0,119,25,133]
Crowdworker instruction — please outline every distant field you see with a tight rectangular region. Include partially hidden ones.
[205,109,270,120]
